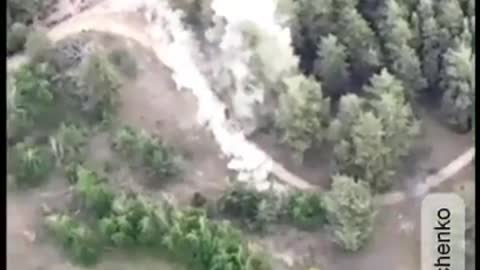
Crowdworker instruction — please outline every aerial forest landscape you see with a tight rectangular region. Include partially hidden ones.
[6,0,475,270]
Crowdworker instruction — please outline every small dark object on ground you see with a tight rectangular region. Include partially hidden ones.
[191,192,207,207]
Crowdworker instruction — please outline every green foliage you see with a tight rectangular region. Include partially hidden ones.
[335,7,381,82]
[45,214,102,266]
[286,191,327,229]
[324,175,376,251]
[276,75,331,163]
[217,185,280,231]
[163,208,270,270]
[108,47,138,79]
[99,193,166,248]
[75,166,115,218]
[313,34,350,96]
[7,22,29,54]
[366,70,421,158]
[112,126,183,180]
[25,30,52,63]
[11,62,56,135]
[45,164,272,269]
[435,0,465,37]
[418,0,443,87]
[440,42,474,131]
[331,70,419,192]
[377,0,427,95]
[12,142,54,187]
[80,52,121,122]
[50,123,89,166]
[290,0,334,49]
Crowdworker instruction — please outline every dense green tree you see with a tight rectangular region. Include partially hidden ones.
[377,0,427,94]
[291,0,334,46]
[336,6,382,82]
[331,70,419,191]
[289,0,334,71]
[327,93,365,141]
[410,11,421,50]
[392,44,427,97]
[435,0,465,37]
[313,34,350,96]
[417,0,443,87]
[276,75,331,163]
[324,174,376,251]
[440,42,474,131]
[335,111,393,191]
[366,70,420,158]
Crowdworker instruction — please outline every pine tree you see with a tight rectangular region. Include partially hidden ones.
[390,44,427,97]
[366,70,420,159]
[440,42,474,131]
[324,174,376,252]
[435,0,465,37]
[313,34,350,97]
[377,0,427,94]
[276,75,331,163]
[336,7,382,83]
[418,0,443,87]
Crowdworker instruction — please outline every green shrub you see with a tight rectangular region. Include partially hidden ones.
[45,214,102,266]
[324,175,376,251]
[50,123,88,165]
[163,208,270,270]
[75,166,115,218]
[112,127,183,180]
[7,22,29,54]
[98,193,166,248]
[286,191,327,229]
[12,142,54,187]
[46,173,272,270]
[80,52,121,122]
[12,62,56,135]
[218,185,269,231]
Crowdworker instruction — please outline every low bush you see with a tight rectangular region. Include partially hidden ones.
[75,166,115,218]
[112,127,183,180]
[12,62,56,134]
[50,123,89,166]
[98,193,166,248]
[45,214,102,266]
[12,142,54,187]
[217,185,273,231]
[79,52,121,123]
[286,191,327,229]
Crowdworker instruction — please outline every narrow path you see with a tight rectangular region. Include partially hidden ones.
[6,4,474,207]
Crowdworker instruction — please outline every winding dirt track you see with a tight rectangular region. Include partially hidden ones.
[6,2,474,206]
